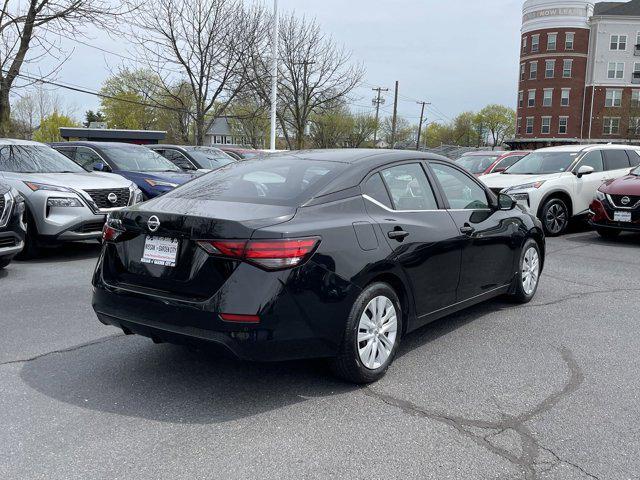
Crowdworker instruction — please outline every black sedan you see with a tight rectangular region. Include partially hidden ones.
[93,150,545,383]
[148,145,236,172]
[0,183,26,268]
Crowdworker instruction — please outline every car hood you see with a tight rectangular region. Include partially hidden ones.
[0,171,132,190]
[481,172,568,189]
[117,170,197,185]
[601,174,640,195]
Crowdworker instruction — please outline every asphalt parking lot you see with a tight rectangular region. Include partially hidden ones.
[1,231,639,480]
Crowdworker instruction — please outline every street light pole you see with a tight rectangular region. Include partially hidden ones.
[269,0,279,151]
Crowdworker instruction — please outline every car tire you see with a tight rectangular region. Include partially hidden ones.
[15,209,40,260]
[597,228,621,239]
[0,257,11,269]
[329,282,403,384]
[540,197,570,237]
[509,238,542,304]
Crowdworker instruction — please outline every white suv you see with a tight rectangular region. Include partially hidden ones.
[481,145,640,236]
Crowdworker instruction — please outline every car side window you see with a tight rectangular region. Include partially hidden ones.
[75,147,105,171]
[430,163,490,210]
[603,150,631,171]
[55,147,75,160]
[163,150,195,170]
[499,155,524,170]
[363,173,393,209]
[625,150,640,167]
[380,163,438,211]
[577,150,604,172]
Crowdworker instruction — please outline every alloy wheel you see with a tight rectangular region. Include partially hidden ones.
[357,296,398,370]
[522,246,540,295]
[544,202,567,235]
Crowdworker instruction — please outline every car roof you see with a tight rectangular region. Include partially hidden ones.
[266,149,449,165]
[50,141,146,148]
[535,144,640,153]
[461,151,504,156]
[0,138,45,146]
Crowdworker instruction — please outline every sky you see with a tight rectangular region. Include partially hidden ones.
[30,0,525,125]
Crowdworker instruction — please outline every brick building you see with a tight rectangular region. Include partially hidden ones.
[511,0,640,149]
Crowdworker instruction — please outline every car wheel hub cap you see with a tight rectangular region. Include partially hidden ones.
[358,296,398,370]
[545,204,567,234]
[522,247,540,295]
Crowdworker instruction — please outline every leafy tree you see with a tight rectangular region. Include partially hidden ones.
[32,112,78,142]
[348,114,378,148]
[100,71,157,129]
[382,116,415,147]
[84,110,105,127]
[476,104,515,149]
[309,108,354,148]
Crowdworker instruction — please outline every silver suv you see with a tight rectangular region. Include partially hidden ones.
[0,139,143,257]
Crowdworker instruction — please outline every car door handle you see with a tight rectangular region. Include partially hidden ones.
[460,225,475,235]
[388,230,410,241]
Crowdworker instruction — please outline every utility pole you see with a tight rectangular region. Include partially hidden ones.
[415,101,431,150]
[371,86,388,147]
[269,0,279,151]
[390,81,399,149]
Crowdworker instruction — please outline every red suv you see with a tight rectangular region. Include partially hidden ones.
[589,164,640,238]
[455,151,530,177]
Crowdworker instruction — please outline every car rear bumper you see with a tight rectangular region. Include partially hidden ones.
[589,219,640,232]
[92,259,360,362]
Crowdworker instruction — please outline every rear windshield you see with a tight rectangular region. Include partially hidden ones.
[101,144,182,172]
[185,147,236,169]
[0,145,85,173]
[455,155,500,174]
[169,158,345,206]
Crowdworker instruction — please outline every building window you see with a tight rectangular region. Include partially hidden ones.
[517,117,522,134]
[607,62,624,79]
[520,63,525,81]
[547,33,557,51]
[561,88,571,106]
[543,89,553,107]
[518,91,524,108]
[630,117,640,135]
[603,117,620,135]
[565,32,574,50]
[605,89,623,107]
[541,117,551,134]
[633,63,640,84]
[610,35,627,50]
[545,59,555,78]
[529,61,538,80]
[526,117,534,134]
[528,90,536,107]
[531,34,539,52]
[522,36,527,53]
[632,90,640,108]
[559,117,568,134]
[563,59,573,78]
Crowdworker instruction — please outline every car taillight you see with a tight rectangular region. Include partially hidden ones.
[102,218,124,242]
[197,237,320,270]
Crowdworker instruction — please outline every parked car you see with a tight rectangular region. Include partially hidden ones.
[93,150,545,384]
[0,182,26,268]
[147,145,236,172]
[481,145,640,236]
[479,151,531,176]
[50,142,196,199]
[0,139,142,257]
[455,151,504,176]
[218,146,261,160]
[589,163,640,238]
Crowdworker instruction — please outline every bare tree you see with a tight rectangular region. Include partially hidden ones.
[348,113,377,148]
[0,0,130,135]
[249,13,364,150]
[124,0,267,145]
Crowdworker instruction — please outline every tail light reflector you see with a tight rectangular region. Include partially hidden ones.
[220,313,260,324]
[197,237,320,270]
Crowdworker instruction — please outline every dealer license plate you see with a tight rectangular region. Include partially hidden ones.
[141,236,179,267]
[614,211,632,223]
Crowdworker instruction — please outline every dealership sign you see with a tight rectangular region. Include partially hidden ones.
[524,8,583,22]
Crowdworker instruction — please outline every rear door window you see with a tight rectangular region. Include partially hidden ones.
[603,150,631,170]
[380,163,438,210]
[577,150,604,172]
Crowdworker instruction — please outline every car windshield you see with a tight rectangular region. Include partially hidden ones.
[184,147,236,169]
[102,145,181,172]
[0,145,85,173]
[171,158,345,206]
[505,151,578,175]
[455,155,500,174]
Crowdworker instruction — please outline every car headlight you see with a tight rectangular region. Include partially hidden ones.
[129,185,144,204]
[506,181,546,192]
[595,190,607,202]
[10,188,26,215]
[144,179,178,188]
[47,197,83,207]
[24,182,73,192]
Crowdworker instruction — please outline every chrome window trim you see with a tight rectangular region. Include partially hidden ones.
[0,191,14,228]
[362,195,492,213]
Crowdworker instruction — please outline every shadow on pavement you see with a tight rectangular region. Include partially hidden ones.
[18,296,508,425]
[15,241,102,265]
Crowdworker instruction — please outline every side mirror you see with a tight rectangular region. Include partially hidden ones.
[93,161,105,172]
[493,167,507,173]
[576,165,595,178]
[498,193,517,211]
